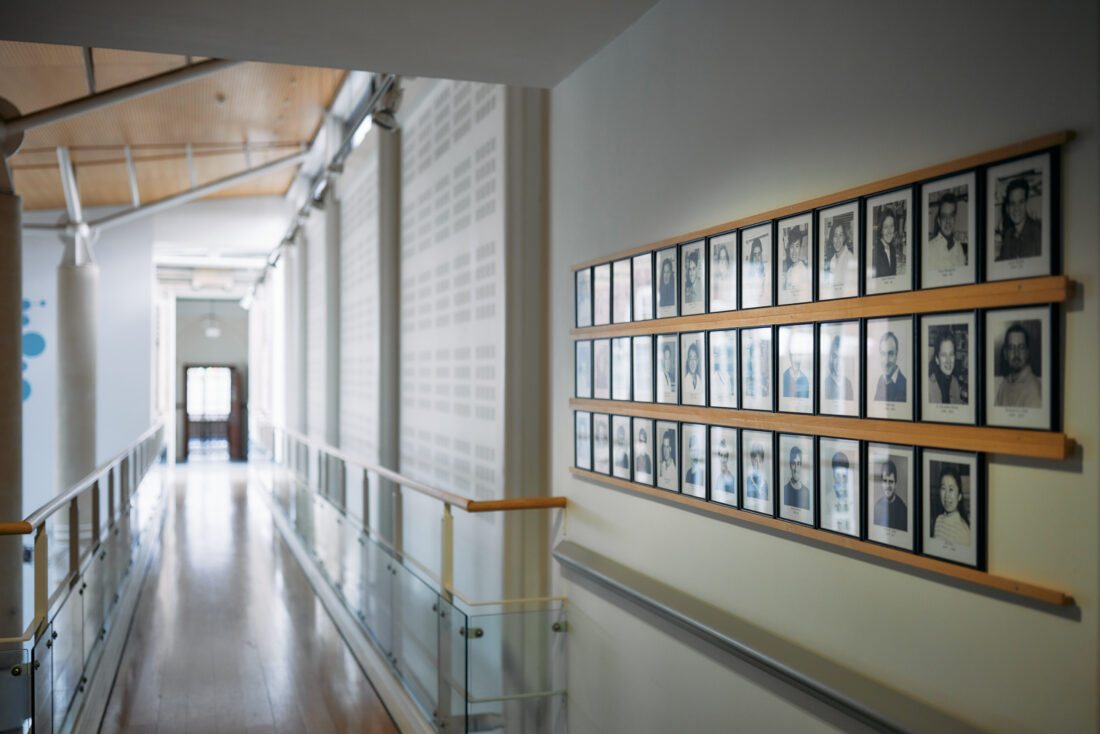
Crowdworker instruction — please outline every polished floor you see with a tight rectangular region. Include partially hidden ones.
[99,462,399,734]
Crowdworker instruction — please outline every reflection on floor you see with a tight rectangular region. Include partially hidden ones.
[99,462,399,734]
[186,438,230,462]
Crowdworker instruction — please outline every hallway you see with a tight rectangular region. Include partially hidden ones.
[98,463,399,734]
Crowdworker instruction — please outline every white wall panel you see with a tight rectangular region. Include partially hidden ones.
[304,211,327,439]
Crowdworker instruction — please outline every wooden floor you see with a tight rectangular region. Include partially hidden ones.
[99,463,399,734]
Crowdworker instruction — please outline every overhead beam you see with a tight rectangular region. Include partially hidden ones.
[55,146,83,225]
[82,47,97,94]
[185,143,197,188]
[123,145,140,206]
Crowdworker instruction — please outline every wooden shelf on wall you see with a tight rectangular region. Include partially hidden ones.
[569,467,1074,607]
[570,276,1075,338]
[569,399,1074,459]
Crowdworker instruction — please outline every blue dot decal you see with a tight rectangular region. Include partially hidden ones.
[22,380,30,400]
[23,332,45,357]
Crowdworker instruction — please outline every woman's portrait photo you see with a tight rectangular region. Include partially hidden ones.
[741,430,774,516]
[986,152,1052,282]
[741,326,773,411]
[921,172,976,288]
[592,413,611,474]
[818,321,860,417]
[920,312,976,425]
[710,426,738,507]
[612,258,632,324]
[575,339,592,399]
[680,332,706,406]
[632,253,654,321]
[632,335,654,403]
[740,223,773,309]
[656,420,679,492]
[681,423,707,499]
[778,323,814,414]
[778,214,812,306]
[593,262,612,325]
[708,329,737,408]
[656,334,679,404]
[922,449,980,568]
[612,415,632,480]
[576,267,592,328]
[818,201,859,300]
[985,305,1051,430]
[611,336,632,401]
[574,411,591,471]
[681,240,706,316]
[593,338,611,400]
[656,247,679,318]
[865,188,913,295]
[709,231,738,312]
[633,418,655,485]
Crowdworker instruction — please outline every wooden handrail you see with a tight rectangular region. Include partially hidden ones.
[468,497,569,513]
[0,521,33,536]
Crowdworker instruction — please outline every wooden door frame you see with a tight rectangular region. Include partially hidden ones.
[182,363,243,461]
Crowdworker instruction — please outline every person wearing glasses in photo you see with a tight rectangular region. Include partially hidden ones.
[928,331,965,404]
[745,441,769,500]
[932,465,971,546]
[994,324,1041,408]
[996,178,1041,261]
[927,192,967,268]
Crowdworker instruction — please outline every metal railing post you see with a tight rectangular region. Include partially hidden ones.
[441,504,454,601]
[362,470,370,529]
[107,468,115,526]
[34,525,48,629]
[90,479,100,546]
[68,498,79,580]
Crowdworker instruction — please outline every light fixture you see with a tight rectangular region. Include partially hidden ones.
[203,300,222,339]
[350,114,372,149]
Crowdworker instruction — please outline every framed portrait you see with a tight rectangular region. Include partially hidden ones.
[655,247,679,318]
[865,316,914,421]
[741,429,774,516]
[865,187,913,295]
[575,339,592,399]
[632,335,654,403]
[708,329,738,408]
[922,449,981,568]
[778,433,815,526]
[612,415,632,480]
[593,263,611,325]
[866,443,916,551]
[633,253,655,321]
[986,151,1054,282]
[575,268,592,328]
[985,305,1053,430]
[633,417,656,486]
[611,337,632,401]
[592,413,611,475]
[710,426,738,508]
[818,320,860,417]
[655,334,679,404]
[740,222,773,309]
[574,411,592,471]
[921,171,976,288]
[612,258,632,324]
[655,420,679,492]
[920,311,977,425]
[740,326,773,411]
[681,239,707,316]
[680,331,707,406]
[818,437,860,537]
[777,213,813,305]
[709,231,738,312]
[818,200,860,301]
[681,423,708,499]
[777,323,815,414]
[593,338,611,400]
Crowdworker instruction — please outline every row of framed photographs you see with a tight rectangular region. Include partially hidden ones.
[576,150,1058,326]
[575,304,1054,430]
[574,412,983,568]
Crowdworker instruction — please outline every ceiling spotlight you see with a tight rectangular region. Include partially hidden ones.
[215,92,226,107]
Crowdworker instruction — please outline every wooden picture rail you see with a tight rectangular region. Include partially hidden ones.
[570,466,1073,607]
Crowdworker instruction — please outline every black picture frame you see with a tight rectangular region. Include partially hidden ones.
[865,315,915,421]
[632,417,656,486]
[919,310,978,425]
[707,329,738,409]
[593,262,612,325]
[575,267,593,329]
[740,325,774,412]
[985,148,1059,283]
[818,437,861,538]
[655,246,679,318]
[681,423,708,499]
[817,198,861,301]
[817,320,861,418]
[611,414,632,480]
[865,442,918,552]
[983,303,1056,431]
[777,322,815,414]
[680,238,707,316]
[574,410,592,471]
[921,448,984,569]
[612,258,633,324]
[708,229,738,312]
[592,413,611,475]
[632,335,655,403]
[680,331,707,407]
[655,333,679,405]
[741,429,775,517]
[655,419,680,492]
[865,185,915,295]
[777,432,815,526]
[611,336,632,401]
[777,212,814,306]
[632,252,655,321]
[575,339,592,399]
[919,169,978,289]
[739,221,774,309]
[709,426,739,508]
[592,338,611,400]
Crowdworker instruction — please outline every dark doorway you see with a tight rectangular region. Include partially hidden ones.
[182,365,245,461]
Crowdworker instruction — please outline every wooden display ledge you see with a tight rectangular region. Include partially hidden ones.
[571,276,1074,338]
[569,398,1073,460]
[569,466,1073,607]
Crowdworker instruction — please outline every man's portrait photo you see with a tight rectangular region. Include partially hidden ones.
[741,430,774,516]
[986,152,1052,282]
[611,336,632,401]
[656,247,679,319]
[740,326,773,411]
[921,172,975,288]
[709,231,738,312]
[593,413,611,475]
[818,201,859,300]
[612,258,632,324]
[593,262,611,325]
[778,215,812,306]
[680,332,706,406]
[632,335,654,403]
[819,438,860,537]
[655,334,679,405]
[818,321,859,417]
[656,420,679,492]
[593,338,611,400]
[779,433,814,525]
[575,267,592,328]
[632,252,654,321]
[740,223,773,309]
[922,449,980,568]
[575,339,592,399]
[865,188,912,295]
[710,427,738,507]
[866,443,914,551]
[708,329,737,409]
[681,240,707,316]
[986,306,1051,429]
[778,323,814,414]
[866,317,913,420]
[574,411,592,471]
[632,418,655,486]
[920,313,976,425]
[612,416,632,480]
[681,423,707,499]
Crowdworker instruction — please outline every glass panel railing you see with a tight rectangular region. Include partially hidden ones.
[391,562,440,719]
[0,648,31,733]
[51,589,83,729]
[439,595,469,733]
[45,512,68,600]
[359,532,394,657]
[32,622,54,734]
[81,554,104,664]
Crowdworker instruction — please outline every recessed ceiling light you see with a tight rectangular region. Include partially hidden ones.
[215,93,226,107]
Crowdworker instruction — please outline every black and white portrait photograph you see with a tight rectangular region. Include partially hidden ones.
[818,201,860,300]
[633,253,654,321]
[741,326,773,411]
[611,336,632,401]
[681,423,707,499]
[709,231,738,312]
[575,339,592,399]
[710,426,738,508]
[921,172,976,288]
[865,188,913,295]
[778,214,813,306]
[593,413,611,475]
[866,443,915,551]
[633,418,655,485]
[575,411,591,471]
[593,338,611,400]
[656,334,679,405]
[741,430,774,516]
[866,317,914,421]
[922,449,980,568]
[632,335,654,403]
[778,323,814,414]
[986,152,1053,282]
[612,415,632,480]
[681,239,707,316]
[680,331,706,406]
[920,312,976,425]
[612,258,632,324]
[740,223,773,309]
[708,329,737,408]
[576,267,592,328]
[656,420,679,492]
[778,433,815,526]
[818,321,860,417]
[593,262,611,325]
[818,437,860,537]
[656,247,679,318]
[985,306,1052,430]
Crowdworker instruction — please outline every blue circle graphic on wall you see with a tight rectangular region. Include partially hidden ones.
[22,300,47,401]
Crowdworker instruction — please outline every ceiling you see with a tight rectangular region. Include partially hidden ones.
[0,0,658,89]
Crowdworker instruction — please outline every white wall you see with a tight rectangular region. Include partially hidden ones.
[549,1,1100,732]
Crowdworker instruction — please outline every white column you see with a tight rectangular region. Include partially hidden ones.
[376,127,401,548]
[324,184,341,448]
[0,185,23,641]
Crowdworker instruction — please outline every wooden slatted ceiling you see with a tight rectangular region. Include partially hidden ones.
[0,41,346,210]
